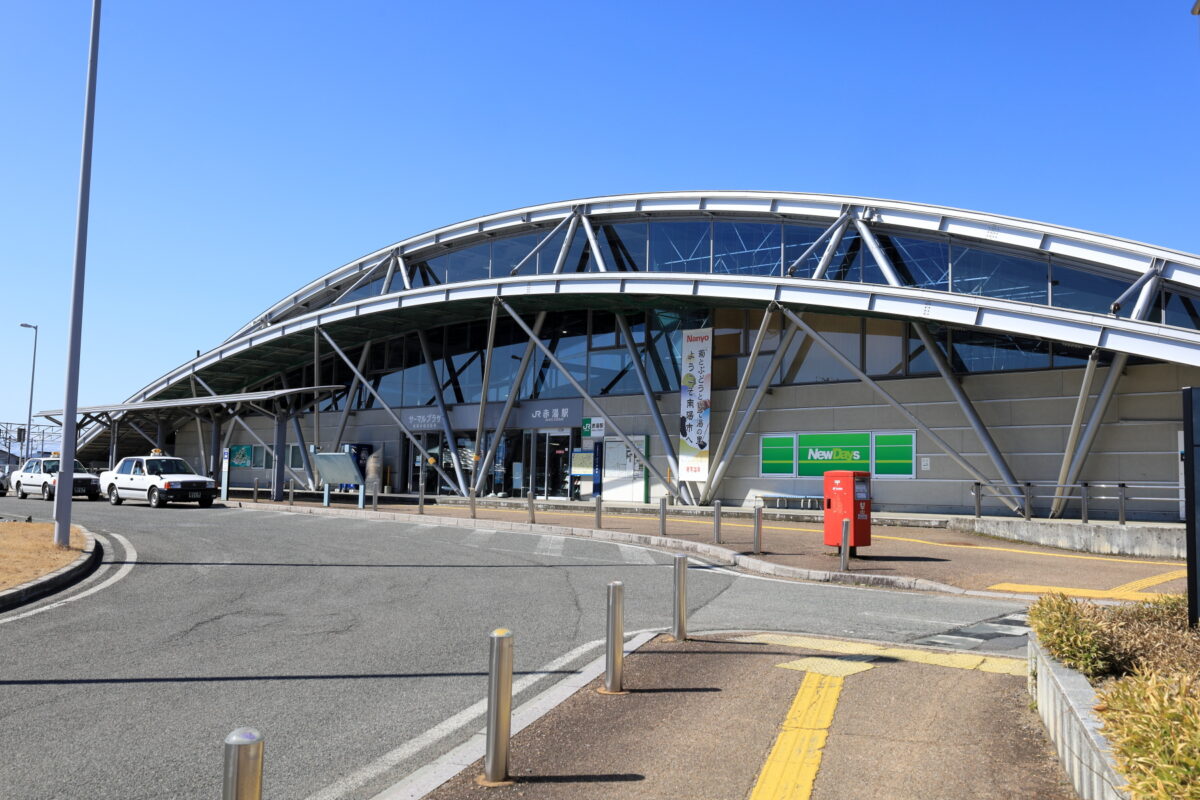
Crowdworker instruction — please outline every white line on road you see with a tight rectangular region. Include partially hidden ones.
[534,536,565,558]
[0,532,138,626]
[618,544,659,565]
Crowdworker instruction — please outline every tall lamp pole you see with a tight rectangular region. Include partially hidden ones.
[53,0,102,548]
[20,323,37,460]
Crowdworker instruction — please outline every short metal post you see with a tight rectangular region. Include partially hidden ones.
[253,478,259,503]
[222,727,264,800]
[470,487,477,519]
[418,461,426,515]
[371,480,379,512]
[482,628,513,784]
[357,483,365,510]
[658,496,667,537]
[753,498,764,555]
[712,500,722,544]
[1080,482,1090,524]
[1118,483,1127,525]
[602,581,624,694]
[322,483,330,507]
[671,553,687,642]
[973,482,982,518]
[595,496,602,529]
[526,491,535,524]
[840,518,850,572]
[288,480,294,506]
[1023,483,1032,520]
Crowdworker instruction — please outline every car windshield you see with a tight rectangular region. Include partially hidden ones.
[147,458,195,475]
[40,460,88,474]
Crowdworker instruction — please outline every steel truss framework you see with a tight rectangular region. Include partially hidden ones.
[58,193,1200,511]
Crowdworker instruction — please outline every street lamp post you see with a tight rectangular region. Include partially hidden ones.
[20,323,37,460]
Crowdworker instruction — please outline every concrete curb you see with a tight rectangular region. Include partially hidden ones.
[0,526,100,614]
[237,502,973,596]
[1027,632,1129,800]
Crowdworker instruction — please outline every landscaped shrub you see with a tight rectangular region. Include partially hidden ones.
[1027,592,1111,679]
[1096,670,1200,800]
[1099,594,1200,676]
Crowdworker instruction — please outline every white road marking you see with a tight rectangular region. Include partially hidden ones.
[0,532,138,626]
[304,633,658,800]
[618,544,659,564]
[462,530,494,548]
[534,536,565,558]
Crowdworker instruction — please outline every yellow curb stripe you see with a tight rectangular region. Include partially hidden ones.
[1107,569,1188,594]
[735,633,1027,676]
[749,672,843,800]
[986,582,1175,602]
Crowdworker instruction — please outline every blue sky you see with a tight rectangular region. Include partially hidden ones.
[1,1,1198,429]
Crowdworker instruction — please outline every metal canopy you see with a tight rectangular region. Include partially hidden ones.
[38,386,345,419]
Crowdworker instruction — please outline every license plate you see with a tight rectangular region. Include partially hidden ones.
[188,492,200,499]
[73,489,89,495]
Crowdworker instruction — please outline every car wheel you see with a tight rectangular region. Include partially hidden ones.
[15,482,26,500]
[41,483,54,502]
[108,485,123,506]
[198,496,214,508]
[149,488,167,508]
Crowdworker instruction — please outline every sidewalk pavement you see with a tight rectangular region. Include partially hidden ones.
[416,632,1075,800]
[235,494,1188,602]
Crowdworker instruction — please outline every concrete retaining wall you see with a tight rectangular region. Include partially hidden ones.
[1027,634,1128,800]
[950,517,1184,560]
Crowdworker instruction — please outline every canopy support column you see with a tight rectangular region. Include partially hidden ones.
[418,330,468,496]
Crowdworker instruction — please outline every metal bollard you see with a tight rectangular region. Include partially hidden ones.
[712,500,722,544]
[482,628,514,785]
[840,518,850,572]
[470,487,477,519]
[1080,482,1089,524]
[595,496,603,529]
[1023,483,1032,521]
[753,498,764,555]
[671,553,687,642]
[253,478,259,503]
[418,475,425,515]
[658,497,667,537]
[973,482,981,518]
[288,480,294,506]
[526,492,535,524]
[1118,483,1127,525]
[601,581,625,694]
[357,483,365,510]
[222,727,264,800]
[322,483,330,507]
[371,480,379,512]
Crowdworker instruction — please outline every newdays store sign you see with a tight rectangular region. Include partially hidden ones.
[760,431,916,479]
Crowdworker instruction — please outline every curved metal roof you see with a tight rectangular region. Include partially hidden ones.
[228,191,1200,341]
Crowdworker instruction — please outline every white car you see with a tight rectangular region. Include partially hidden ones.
[11,456,101,501]
[100,451,217,508]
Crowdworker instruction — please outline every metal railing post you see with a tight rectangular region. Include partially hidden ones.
[371,479,379,512]
[322,483,330,507]
[222,728,264,800]
[973,482,982,518]
[1080,482,1089,524]
[526,492,535,524]
[594,496,603,529]
[840,518,850,572]
[469,487,477,519]
[671,553,687,642]
[602,581,625,694]
[418,462,426,515]
[357,483,365,510]
[1023,483,1032,521]
[253,478,259,503]
[288,480,294,506]
[1118,483,1127,525]
[482,628,514,785]
[753,497,764,555]
[658,497,667,537]
[712,500,722,544]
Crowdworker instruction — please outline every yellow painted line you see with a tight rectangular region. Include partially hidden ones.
[986,582,1175,602]
[777,656,876,677]
[1108,569,1188,594]
[735,633,1027,676]
[392,505,1184,567]
[749,672,843,800]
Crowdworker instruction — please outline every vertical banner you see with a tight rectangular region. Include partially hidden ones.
[679,327,712,481]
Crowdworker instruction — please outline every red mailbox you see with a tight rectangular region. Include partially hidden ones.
[823,470,871,549]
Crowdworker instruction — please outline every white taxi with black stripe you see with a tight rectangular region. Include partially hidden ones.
[11,454,101,501]
[100,450,217,508]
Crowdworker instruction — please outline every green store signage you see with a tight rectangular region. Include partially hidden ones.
[760,431,915,479]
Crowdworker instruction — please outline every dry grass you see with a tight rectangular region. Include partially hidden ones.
[0,522,87,591]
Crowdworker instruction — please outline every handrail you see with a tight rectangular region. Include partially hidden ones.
[971,480,1180,524]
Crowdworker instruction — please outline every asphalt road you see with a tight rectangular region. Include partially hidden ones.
[0,498,1024,799]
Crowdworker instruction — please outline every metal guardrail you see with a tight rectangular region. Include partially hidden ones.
[972,481,1180,524]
